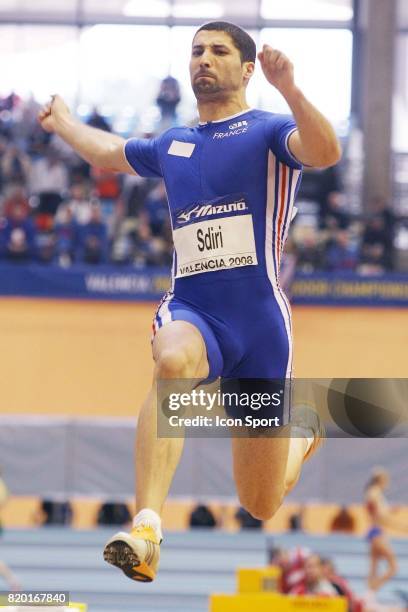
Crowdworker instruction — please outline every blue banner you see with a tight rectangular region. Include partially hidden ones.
[291,272,408,307]
[0,263,170,301]
[0,264,407,306]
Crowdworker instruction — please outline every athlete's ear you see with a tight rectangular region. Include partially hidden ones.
[243,61,255,84]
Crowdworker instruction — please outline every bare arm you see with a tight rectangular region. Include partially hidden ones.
[258,45,342,168]
[367,489,408,533]
[38,95,136,174]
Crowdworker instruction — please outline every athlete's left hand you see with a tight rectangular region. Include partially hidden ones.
[258,44,295,95]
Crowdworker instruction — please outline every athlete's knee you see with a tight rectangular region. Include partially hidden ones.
[239,488,284,521]
[155,347,200,379]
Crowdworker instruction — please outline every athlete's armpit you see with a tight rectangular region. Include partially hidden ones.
[287,130,310,166]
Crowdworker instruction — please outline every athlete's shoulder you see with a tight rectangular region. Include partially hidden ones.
[252,109,301,168]
[250,109,279,119]
[250,108,294,125]
[158,125,200,145]
[246,109,297,137]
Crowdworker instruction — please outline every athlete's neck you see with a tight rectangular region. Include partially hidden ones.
[197,97,250,123]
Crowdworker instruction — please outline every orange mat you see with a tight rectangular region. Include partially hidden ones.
[0,298,406,416]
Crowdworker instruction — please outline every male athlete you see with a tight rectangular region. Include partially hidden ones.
[39,22,341,583]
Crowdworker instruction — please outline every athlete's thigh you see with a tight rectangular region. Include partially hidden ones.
[152,319,208,372]
[228,298,292,381]
[227,295,292,483]
[153,291,224,381]
[372,535,396,561]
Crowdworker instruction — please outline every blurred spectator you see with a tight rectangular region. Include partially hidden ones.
[122,173,152,218]
[111,219,137,265]
[235,506,263,530]
[321,558,363,612]
[87,107,111,132]
[1,144,31,186]
[189,504,217,529]
[324,192,350,230]
[358,243,387,276]
[330,506,356,534]
[34,224,55,264]
[325,230,358,272]
[29,145,69,215]
[0,190,36,261]
[25,120,51,158]
[0,136,8,191]
[143,180,170,237]
[268,546,309,594]
[65,182,93,226]
[363,215,389,248]
[134,216,172,267]
[15,95,41,143]
[0,91,21,113]
[296,229,325,273]
[316,166,343,229]
[77,203,109,264]
[370,195,395,237]
[54,204,79,267]
[90,166,122,233]
[361,198,395,270]
[96,501,131,527]
[290,554,338,595]
[114,179,172,267]
[156,76,181,130]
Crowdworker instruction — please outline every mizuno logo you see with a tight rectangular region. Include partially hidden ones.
[177,201,248,224]
[229,120,248,130]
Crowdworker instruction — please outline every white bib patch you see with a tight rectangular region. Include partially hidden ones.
[168,140,196,158]
[173,214,258,278]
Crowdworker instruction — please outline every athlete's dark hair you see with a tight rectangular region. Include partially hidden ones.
[365,474,382,490]
[365,468,388,490]
[195,21,256,64]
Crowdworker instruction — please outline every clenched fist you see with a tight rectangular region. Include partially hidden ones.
[38,94,72,134]
[258,44,295,95]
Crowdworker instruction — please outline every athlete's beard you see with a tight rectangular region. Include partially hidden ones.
[192,79,223,97]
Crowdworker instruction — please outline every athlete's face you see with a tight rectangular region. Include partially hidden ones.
[190,30,254,100]
[304,555,323,585]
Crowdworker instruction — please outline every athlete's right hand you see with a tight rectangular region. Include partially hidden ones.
[38,94,72,133]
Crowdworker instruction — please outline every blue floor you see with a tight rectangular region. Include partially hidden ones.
[0,529,407,611]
